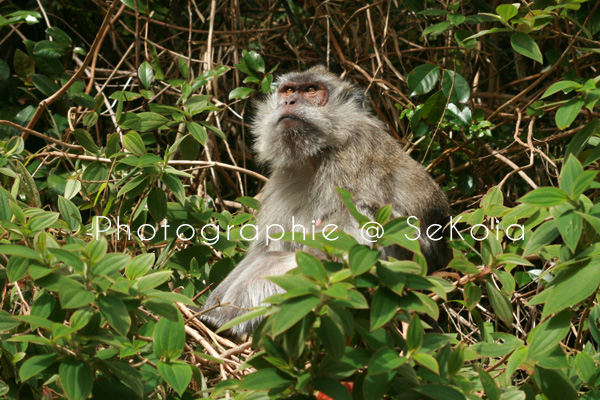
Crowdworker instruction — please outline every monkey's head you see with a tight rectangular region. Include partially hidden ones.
[252,66,379,169]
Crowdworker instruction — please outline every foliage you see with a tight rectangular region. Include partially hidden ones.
[0,0,599,399]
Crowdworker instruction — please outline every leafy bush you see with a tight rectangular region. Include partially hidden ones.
[0,0,599,399]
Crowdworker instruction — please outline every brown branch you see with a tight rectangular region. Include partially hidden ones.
[23,0,120,140]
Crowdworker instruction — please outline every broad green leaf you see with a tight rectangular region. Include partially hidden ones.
[575,352,596,385]
[565,119,599,159]
[559,155,583,195]
[312,377,352,400]
[157,361,192,396]
[94,253,130,276]
[441,70,470,103]
[0,245,41,261]
[72,129,99,154]
[557,211,582,253]
[296,252,328,283]
[407,315,423,352]
[422,21,452,36]
[485,280,513,326]
[319,316,346,360]
[555,97,584,130]
[126,252,155,280]
[32,74,60,97]
[528,310,571,360]
[20,353,57,382]
[133,270,172,291]
[510,32,543,63]
[187,122,207,145]
[7,256,30,282]
[479,369,500,400]
[370,288,398,330]
[407,64,440,96]
[496,4,518,22]
[464,281,481,310]
[0,311,20,332]
[58,195,82,231]
[148,187,167,221]
[153,313,185,360]
[273,295,320,336]
[228,87,255,100]
[138,61,154,89]
[59,283,94,309]
[59,358,94,400]
[161,173,185,205]
[123,131,147,156]
[414,384,466,400]
[349,245,380,275]
[541,80,581,99]
[238,368,293,390]
[541,261,600,319]
[412,353,439,373]
[534,366,577,400]
[519,187,569,207]
[523,220,559,256]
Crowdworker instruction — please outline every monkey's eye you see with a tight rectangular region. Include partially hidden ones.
[306,86,317,92]
[284,87,295,94]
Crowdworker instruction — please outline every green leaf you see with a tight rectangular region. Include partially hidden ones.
[72,129,99,154]
[187,122,207,145]
[485,280,513,326]
[519,187,569,207]
[32,74,60,97]
[541,261,600,319]
[239,368,293,391]
[0,244,42,261]
[153,313,185,360]
[523,220,559,256]
[349,245,380,275]
[541,80,581,99]
[559,155,583,195]
[464,281,481,310]
[125,253,155,280]
[575,352,596,386]
[496,3,519,22]
[406,315,423,352]
[565,119,600,159]
[312,378,352,400]
[414,384,466,400]
[296,252,328,283]
[228,87,255,100]
[148,187,167,221]
[510,32,543,63]
[555,97,584,130]
[7,256,30,282]
[273,295,320,336]
[161,173,186,205]
[0,311,19,332]
[94,253,130,276]
[412,353,439,374]
[528,310,571,360]
[479,369,500,400]
[138,61,154,89]
[59,283,95,309]
[441,70,470,103]
[319,316,346,360]
[407,64,440,96]
[19,353,57,382]
[122,131,147,156]
[157,361,192,397]
[557,211,582,253]
[134,270,172,291]
[13,49,34,81]
[422,21,452,36]
[535,366,577,400]
[58,196,82,231]
[59,358,94,400]
[370,288,398,330]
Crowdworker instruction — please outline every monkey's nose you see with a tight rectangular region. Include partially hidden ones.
[286,99,296,105]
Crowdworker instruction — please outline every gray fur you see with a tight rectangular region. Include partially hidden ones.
[201,66,450,339]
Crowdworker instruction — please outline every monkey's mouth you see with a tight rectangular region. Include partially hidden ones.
[278,114,303,123]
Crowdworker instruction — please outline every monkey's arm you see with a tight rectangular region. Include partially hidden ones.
[201,251,297,339]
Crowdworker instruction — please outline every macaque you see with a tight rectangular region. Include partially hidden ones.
[201,66,450,338]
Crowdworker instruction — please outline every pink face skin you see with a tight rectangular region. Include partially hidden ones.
[277,82,329,130]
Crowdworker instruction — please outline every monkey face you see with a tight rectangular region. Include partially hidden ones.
[252,66,377,169]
